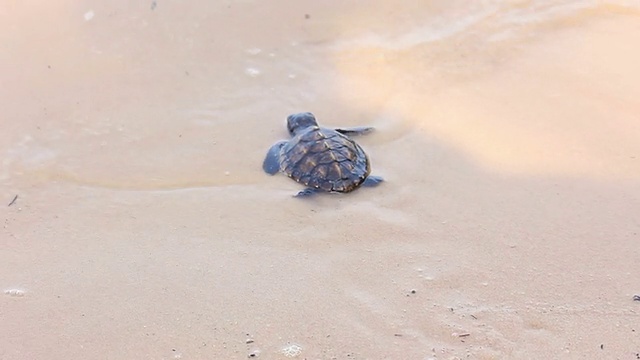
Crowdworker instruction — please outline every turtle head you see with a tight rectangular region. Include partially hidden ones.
[287,112,319,136]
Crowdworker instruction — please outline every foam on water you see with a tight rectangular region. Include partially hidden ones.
[4,288,26,297]
[280,343,303,357]
[332,0,638,51]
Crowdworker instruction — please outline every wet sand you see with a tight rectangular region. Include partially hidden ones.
[2,1,640,359]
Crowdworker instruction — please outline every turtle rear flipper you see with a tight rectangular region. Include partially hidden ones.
[363,175,383,187]
[295,188,320,197]
[263,141,287,175]
[335,126,374,136]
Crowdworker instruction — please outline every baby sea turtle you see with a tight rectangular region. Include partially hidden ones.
[263,112,383,197]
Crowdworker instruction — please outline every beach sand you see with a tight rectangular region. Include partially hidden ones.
[2,1,640,358]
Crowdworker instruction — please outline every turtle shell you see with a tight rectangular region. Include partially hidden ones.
[279,126,370,193]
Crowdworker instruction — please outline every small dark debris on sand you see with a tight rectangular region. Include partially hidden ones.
[633,295,640,301]
[8,195,18,207]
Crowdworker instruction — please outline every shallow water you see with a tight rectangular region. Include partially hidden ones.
[2,1,640,359]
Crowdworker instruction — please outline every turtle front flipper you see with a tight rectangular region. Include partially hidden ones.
[335,126,374,136]
[263,141,287,175]
[362,175,383,187]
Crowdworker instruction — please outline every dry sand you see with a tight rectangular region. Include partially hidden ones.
[2,1,640,359]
